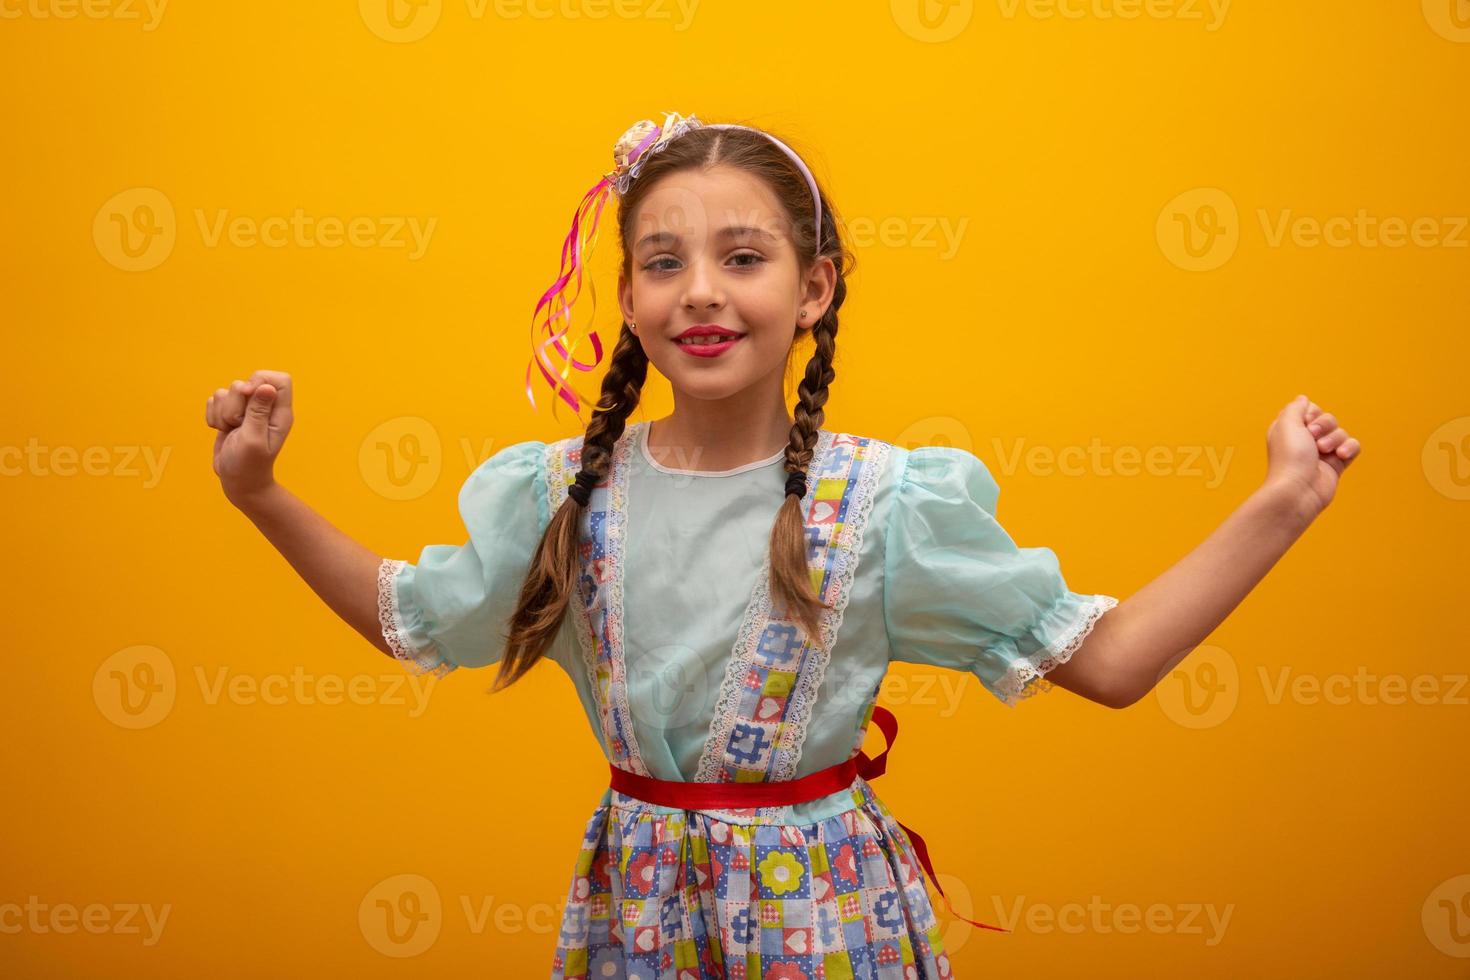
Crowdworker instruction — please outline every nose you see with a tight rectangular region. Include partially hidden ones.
[680,256,726,314]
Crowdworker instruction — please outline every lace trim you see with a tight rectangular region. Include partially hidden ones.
[774,438,891,781]
[546,437,605,745]
[606,425,649,776]
[547,430,650,776]
[695,429,858,785]
[375,557,455,677]
[995,594,1120,707]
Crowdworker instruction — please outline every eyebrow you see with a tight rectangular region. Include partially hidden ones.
[634,225,781,251]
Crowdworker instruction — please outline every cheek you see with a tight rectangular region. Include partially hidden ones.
[745,329,799,365]
[629,281,664,317]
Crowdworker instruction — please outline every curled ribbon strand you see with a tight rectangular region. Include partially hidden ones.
[524,176,614,425]
[524,113,699,424]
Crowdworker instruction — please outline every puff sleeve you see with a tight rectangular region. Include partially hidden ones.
[883,446,1119,707]
[376,440,549,676]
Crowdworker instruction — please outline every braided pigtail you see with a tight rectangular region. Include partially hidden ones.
[767,269,846,643]
[492,324,649,692]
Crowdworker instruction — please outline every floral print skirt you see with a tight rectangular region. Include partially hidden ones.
[549,776,955,980]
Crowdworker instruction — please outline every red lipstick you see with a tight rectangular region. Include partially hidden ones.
[674,324,745,358]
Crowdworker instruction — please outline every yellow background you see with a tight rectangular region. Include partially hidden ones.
[3,0,1468,975]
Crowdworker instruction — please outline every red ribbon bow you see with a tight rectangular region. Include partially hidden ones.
[609,705,1009,933]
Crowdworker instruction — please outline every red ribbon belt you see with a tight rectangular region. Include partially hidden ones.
[608,705,1008,933]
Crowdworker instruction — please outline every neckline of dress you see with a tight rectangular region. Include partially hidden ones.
[636,420,790,478]
[595,423,841,782]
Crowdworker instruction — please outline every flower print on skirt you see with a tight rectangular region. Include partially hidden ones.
[549,776,954,980]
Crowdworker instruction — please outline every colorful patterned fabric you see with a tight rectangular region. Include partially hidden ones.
[376,419,1122,977]
[694,434,889,788]
[545,423,955,977]
[551,778,952,980]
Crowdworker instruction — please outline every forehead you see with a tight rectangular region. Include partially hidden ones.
[629,165,788,247]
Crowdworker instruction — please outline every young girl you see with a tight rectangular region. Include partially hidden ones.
[205,111,1361,979]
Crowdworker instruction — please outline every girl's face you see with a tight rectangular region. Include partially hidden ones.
[618,165,835,406]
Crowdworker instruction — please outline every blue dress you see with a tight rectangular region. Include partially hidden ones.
[377,419,1118,979]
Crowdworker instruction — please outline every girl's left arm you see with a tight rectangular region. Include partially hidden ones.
[1045,395,1362,709]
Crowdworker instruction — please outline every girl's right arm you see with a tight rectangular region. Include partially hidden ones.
[206,370,394,660]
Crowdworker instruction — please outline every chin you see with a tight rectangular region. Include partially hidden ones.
[666,375,755,402]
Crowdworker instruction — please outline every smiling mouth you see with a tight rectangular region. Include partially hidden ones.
[676,334,744,346]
